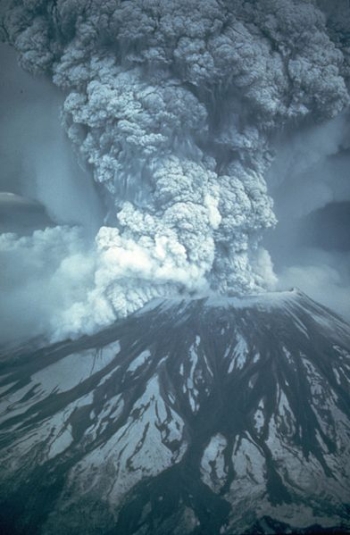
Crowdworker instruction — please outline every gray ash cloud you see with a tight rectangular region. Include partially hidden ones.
[1,0,350,342]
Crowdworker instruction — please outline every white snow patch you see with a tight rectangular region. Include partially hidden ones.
[67,375,186,507]
[333,368,341,385]
[254,404,265,434]
[127,350,151,373]
[201,434,228,492]
[231,436,265,485]
[34,341,120,396]
[228,335,248,372]
[48,424,73,459]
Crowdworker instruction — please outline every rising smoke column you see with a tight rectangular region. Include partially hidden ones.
[1,0,350,339]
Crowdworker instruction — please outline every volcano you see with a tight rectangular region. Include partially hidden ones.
[0,289,350,535]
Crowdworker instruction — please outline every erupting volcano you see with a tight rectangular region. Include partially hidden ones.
[1,1,350,533]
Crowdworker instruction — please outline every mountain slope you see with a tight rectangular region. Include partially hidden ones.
[0,289,350,535]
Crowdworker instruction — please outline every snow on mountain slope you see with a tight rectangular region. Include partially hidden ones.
[0,289,350,535]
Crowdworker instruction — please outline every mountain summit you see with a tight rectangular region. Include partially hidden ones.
[1,290,350,535]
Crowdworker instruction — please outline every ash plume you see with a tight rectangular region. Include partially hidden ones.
[1,0,350,341]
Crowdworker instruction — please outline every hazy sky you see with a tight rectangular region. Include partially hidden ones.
[263,116,350,320]
[0,44,103,230]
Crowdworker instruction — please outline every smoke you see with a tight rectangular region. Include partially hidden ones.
[0,227,94,345]
[1,0,350,343]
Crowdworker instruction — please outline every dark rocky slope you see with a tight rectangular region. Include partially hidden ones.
[0,290,350,534]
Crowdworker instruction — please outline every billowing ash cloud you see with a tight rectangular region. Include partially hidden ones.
[1,0,350,341]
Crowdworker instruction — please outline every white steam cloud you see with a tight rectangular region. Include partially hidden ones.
[1,0,350,342]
